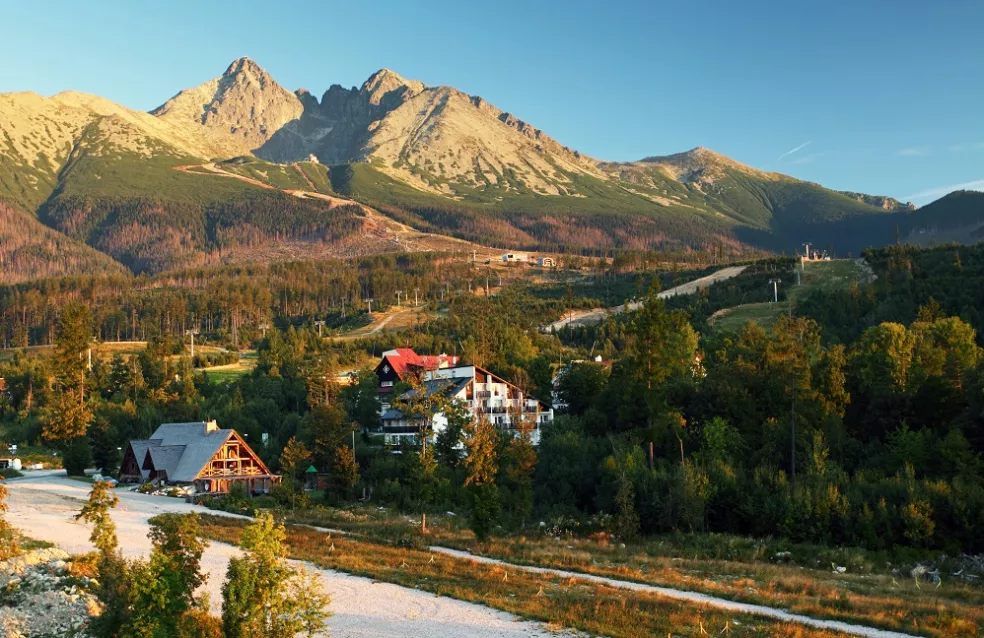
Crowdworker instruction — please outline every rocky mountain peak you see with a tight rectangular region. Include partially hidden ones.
[634,146,767,184]
[361,69,425,105]
[223,57,266,79]
[839,191,916,212]
[151,57,303,157]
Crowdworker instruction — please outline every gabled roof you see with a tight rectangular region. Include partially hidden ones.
[125,421,273,484]
[430,365,553,412]
[149,421,220,445]
[405,376,472,400]
[377,349,460,379]
[125,440,158,480]
[386,376,472,421]
[169,429,234,483]
[146,445,186,481]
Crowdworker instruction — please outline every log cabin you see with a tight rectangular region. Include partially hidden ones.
[119,420,278,494]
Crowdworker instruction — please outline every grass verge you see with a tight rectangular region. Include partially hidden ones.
[206,503,981,638]
[434,536,982,638]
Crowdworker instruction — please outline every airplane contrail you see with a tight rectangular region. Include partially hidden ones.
[778,140,812,161]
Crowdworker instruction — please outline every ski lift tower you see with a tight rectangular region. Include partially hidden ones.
[769,278,782,303]
[185,328,200,359]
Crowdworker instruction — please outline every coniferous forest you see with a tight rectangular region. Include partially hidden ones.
[2,243,984,559]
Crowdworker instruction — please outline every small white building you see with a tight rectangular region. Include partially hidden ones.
[502,252,528,263]
[538,256,556,268]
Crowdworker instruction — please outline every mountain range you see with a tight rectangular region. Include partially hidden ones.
[1,57,982,281]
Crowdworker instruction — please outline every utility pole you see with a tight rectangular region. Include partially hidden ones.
[414,288,419,306]
[395,290,403,306]
[259,323,269,338]
[185,328,199,359]
[791,389,797,482]
[314,320,325,337]
[768,279,781,303]
[366,298,374,315]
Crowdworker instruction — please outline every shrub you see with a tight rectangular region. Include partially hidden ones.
[62,437,92,476]
[469,483,501,542]
[221,512,331,637]
[176,608,224,638]
[0,478,16,560]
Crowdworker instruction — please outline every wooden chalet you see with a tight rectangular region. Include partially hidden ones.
[119,420,278,494]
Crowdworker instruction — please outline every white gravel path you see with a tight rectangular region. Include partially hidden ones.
[430,547,918,638]
[5,474,571,638]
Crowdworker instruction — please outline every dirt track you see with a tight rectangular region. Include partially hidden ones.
[431,547,917,638]
[5,474,570,638]
[541,265,747,332]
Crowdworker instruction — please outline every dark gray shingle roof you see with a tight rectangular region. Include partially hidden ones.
[169,430,234,482]
[126,440,157,480]
[147,445,186,481]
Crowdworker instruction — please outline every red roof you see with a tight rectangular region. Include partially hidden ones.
[378,349,460,380]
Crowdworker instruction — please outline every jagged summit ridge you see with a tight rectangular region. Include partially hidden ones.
[151,57,303,157]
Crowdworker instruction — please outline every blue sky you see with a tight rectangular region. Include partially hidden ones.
[1,0,981,204]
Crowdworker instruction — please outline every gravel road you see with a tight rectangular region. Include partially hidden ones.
[5,474,570,638]
[542,265,748,332]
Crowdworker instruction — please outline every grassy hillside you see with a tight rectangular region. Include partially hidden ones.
[218,156,336,193]
[900,190,984,245]
[712,259,869,332]
[35,141,365,274]
[329,163,745,254]
[327,160,908,257]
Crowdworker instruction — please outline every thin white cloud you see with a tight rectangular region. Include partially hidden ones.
[902,179,984,202]
[778,140,812,161]
[897,146,930,157]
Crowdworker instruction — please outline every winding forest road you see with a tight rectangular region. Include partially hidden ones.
[541,265,747,332]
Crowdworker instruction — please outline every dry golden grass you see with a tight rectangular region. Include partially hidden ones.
[256,505,982,638]
[198,514,854,638]
[439,536,983,638]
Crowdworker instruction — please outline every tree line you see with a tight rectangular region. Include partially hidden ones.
[3,244,984,557]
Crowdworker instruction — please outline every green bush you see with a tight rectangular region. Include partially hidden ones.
[62,438,92,476]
